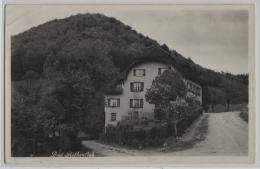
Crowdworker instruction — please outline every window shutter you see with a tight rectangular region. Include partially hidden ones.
[143,69,146,76]
[133,69,136,76]
[117,98,120,107]
[130,83,133,92]
[140,99,143,108]
[108,99,111,107]
[130,99,133,108]
[141,82,144,91]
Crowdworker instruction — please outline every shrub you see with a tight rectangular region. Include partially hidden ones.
[100,106,202,148]
[100,124,168,148]
[155,126,167,138]
[177,107,203,136]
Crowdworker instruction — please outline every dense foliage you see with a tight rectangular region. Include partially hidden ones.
[146,70,202,137]
[11,13,248,156]
[146,70,187,105]
[101,107,202,148]
[169,51,248,111]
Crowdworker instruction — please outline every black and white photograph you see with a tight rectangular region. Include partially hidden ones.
[4,3,256,165]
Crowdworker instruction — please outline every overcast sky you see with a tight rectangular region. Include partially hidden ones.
[6,5,249,74]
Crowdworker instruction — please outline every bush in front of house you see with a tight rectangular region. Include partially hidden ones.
[100,123,167,148]
[100,108,202,148]
[100,90,203,148]
[99,124,133,144]
[177,107,203,136]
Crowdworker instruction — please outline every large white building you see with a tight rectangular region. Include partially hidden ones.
[104,46,202,127]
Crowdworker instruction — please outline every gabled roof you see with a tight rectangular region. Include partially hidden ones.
[105,45,172,95]
[121,56,172,81]
[120,45,172,80]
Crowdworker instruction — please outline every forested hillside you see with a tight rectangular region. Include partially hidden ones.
[11,13,248,156]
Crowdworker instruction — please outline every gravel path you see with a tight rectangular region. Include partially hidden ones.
[82,111,248,156]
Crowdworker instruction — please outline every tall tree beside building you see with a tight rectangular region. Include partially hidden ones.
[145,70,188,137]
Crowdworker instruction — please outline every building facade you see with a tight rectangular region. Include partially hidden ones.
[104,57,202,127]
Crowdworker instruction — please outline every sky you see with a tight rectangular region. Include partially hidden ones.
[5,5,249,74]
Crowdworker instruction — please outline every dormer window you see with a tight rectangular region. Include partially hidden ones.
[133,69,145,76]
[158,67,168,75]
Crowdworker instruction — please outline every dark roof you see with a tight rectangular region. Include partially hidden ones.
[121,45,172,80]
[105,45,173,95]
[121,56,172,81]
[105,84,123,95]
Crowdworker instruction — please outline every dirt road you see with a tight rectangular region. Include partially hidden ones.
[172,111,248,156]
[82,111,248,156]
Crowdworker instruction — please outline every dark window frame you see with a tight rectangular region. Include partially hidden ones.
[158,67,168,75]
[107,98,120,107]
[130,82,144,92]
[130,99,144,108]
[111,112,117,121]
[133,69,146,76]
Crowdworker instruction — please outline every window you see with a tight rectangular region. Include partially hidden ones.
[133,111,139,120]
[158,67,168,75]
[107,98,120,107]
[111,112,116,121]
[130,82,144,92]
[133,69,145,76]
[130,99,143,108]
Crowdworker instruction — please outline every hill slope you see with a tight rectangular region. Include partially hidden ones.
[12,13,248,106]
[11,13,158,80]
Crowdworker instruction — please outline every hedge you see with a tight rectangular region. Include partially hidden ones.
[100,107,203,148]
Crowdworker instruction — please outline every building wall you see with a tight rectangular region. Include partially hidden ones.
[105,62,202,127]
[183,78,203,103]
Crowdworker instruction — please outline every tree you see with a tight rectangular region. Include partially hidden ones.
[42,39,120,151]
[219,79,247,111]
[206,86,226,112]
[11,45,25,80]
[22,70,40,88]
[11,80,47,156]
[145,69,187,105]
[145,70,188,138]
[164,97,188,138]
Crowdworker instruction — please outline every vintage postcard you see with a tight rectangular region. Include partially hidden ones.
[4,3,256,165]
